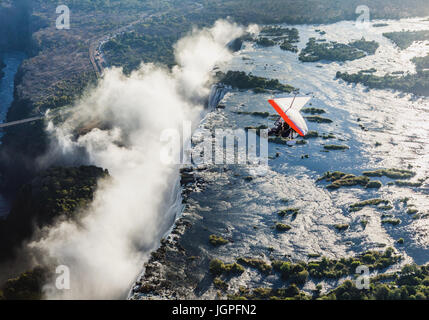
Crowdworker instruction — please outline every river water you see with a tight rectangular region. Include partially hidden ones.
[131,17,429,299]
[0,51,26,217]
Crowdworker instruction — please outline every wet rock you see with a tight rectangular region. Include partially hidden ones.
[227,38,243,52]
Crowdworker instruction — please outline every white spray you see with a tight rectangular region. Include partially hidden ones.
[29,20,244,299]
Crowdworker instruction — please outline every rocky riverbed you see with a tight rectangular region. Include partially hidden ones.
[130,18,429,300]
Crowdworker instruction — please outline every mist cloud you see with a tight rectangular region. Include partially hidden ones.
[28,20,244,299]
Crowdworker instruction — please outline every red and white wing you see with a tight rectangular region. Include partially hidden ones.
[286,109,308,136]
[270,97,311,112]
[268,97,311,136]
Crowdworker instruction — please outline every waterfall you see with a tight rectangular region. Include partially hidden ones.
[127,83,229,299]
[207,83,229,109]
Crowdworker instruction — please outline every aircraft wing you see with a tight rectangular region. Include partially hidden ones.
[271,96,311,113]
[268,96,311,136]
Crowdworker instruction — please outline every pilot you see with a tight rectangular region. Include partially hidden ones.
[269,120,296,139]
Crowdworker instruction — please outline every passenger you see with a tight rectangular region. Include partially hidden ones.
[280,122,293,138]
[268,120,282,136]
[269,118,297,140]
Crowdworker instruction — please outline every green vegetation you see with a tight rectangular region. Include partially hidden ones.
[394,180,423,187]
[278,208,299,218]
[412,54,429,73]
[271,261,309,284]
[100,9,203,74]
[323,144,349,151]
[0,71,97,194]
[0,166,108,260]
[7,0,429,302]
[322,133,336,139]
[44,0,170,12]
[268,136,289,145]
[366,180,382,189]
[334,224,349,231]
[361,68,378,74]
[209,259,245,276]
[279,40,299,53]
[383,30,429,50]
[0,267,47,300]
[373,23,389,27]
[221,249,407,300]
[304,131,319,139]
[228,284,309,300]
[300,38,358,62]
[197,0,429,26]
[301,107,326,114]
[262,26,299,41]
[233,111,271,118]
[36,71,97,110]
[237,258,272,274]
[11,166,108,220]
[273,248,400,281]
[101,3,347,74]
[317,171,371,190]
[363,169,416,179]
[299,37,378,62]
[295,139,307,145]
[382,218,401,226]
[305,115,333,123]
[336,69,429,96]
[407,209,418,215]
[349,198,390,212]
[213,277,228,291]
[336,54,429,96]
[217,71,295,93]
[244,125,268,130]
[275,223,292,232]
[255,37,276,47]
[103,31,176,74]
[209,235,229,246]
[349,38,380,55]
[322,264,429,300]
[258,27,300,52]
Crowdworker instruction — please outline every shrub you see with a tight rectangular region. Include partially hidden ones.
[335,224,349,231]
[290,270,309,285]
[209,259,245,276]
[237,258,272,274]
[209,235,229,246]
[213,278,228,291]
[276,223,292,231]
[366,181,382,189]
[278,208,299,217]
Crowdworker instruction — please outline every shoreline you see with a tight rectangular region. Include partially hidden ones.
[130,166,208,300]
[0,51,26,216]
